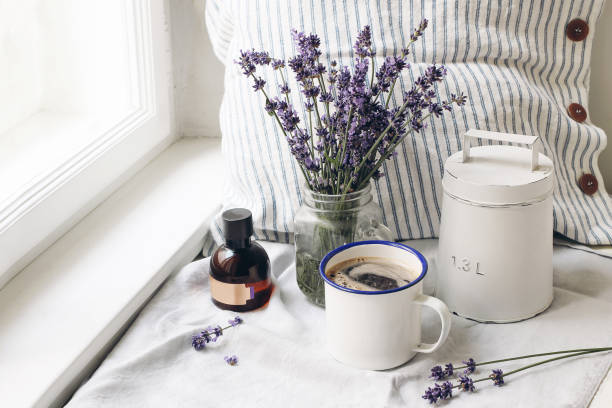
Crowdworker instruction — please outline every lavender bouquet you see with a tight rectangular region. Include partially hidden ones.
[237,21,465,304]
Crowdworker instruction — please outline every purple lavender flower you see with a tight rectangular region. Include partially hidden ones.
[429,365,445,380]
[251,51,271,65]
[289,29,323,83]
[235,50,271,77]
[422,381,453,404]
[265,98,277,115]
[224,355,239,366]
[319,91,333,103]
[490,369,504,386]
[409,116,424,132]
[327,67,338,84]
[430,363,454,380]
[236,50,256,76]
[204,327,215,341]
[271,59,285,70]
[411,19,429,42]
[463,358,476,374]
[458,375,476,392]
[422,385,441,404]
[228,316,243,327]
[302,84,320,99]
[315,139,325,152]
[315,127,329,140]
[279,84,291,94]
[291,29,321,56]
[208,325,223,342]
[440,381,453,400]
[191,334,208,350]
[277,104,301,132]
[429,103,444,117]
[288,55,305,76]
[252,77,266,91]
[304,156,320,171]
[314,63,326,75]
[451,92,468,106]
[200,330,212,342]
[354,25,375,58]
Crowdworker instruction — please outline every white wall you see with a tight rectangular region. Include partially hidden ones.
[170,0,223,138]
[172,0,612,190]
[0,0,43,135]
[38,0,131,114]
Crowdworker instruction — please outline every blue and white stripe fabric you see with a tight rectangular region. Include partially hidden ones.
[204,0,611,246]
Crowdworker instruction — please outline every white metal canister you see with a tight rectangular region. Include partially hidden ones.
[436,129,554,323]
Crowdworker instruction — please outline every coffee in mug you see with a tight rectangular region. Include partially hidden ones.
[326,257,414,291]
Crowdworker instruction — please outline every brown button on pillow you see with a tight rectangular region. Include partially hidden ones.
[205,0,612,245]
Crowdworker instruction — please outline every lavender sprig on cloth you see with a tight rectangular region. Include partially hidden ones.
[191,316,243,351]
[422,347,612,404]
[462,358,476,374]
[236,21,466,195]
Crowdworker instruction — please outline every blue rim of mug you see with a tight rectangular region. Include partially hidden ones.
[318,240,428,295]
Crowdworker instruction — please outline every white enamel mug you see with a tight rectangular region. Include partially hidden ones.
[319,241,451,370]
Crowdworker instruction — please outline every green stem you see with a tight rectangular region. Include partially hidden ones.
[335,106,354,194]
[455,347,612,370]
[384,81,396,108]
[308,109,315,157]
[337,107,353,162]
[316,74,335,185]
[356,111,434,190]
[317,75,331,119]
[452,349,612,390]
[313,95,324,129]
[311,97,333,182]
[502,350,599,377]
[370,55,375,88]
[278,70,292,106]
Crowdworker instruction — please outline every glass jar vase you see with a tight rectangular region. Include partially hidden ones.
[294,185,393,306]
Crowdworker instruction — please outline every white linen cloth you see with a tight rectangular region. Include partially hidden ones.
[67,240,612,407]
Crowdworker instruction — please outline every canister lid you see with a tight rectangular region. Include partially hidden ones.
[443,131,554,206]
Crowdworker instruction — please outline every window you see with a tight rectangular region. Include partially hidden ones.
[0,0,173,287]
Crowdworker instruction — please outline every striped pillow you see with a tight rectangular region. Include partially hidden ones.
[204,0,612,246]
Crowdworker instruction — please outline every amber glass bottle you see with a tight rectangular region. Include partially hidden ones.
[209,209,272,312]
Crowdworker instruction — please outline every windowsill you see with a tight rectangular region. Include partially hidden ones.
[0,137,223,407]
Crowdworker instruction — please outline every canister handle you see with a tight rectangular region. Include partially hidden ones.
[461,129,541,171]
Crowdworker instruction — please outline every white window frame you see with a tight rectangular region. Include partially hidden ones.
[0,0,174,288]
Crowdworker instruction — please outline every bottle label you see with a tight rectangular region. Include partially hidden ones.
[209,275,269,306]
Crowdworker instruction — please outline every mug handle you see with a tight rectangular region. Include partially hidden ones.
[411,294,452,354]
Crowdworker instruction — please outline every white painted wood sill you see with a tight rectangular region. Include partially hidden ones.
[0,138,222,408]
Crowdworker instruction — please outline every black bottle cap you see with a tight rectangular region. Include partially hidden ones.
[222,208,253,243]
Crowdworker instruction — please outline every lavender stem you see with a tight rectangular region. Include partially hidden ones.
[452,349,612,390]
[455,347,612,371]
